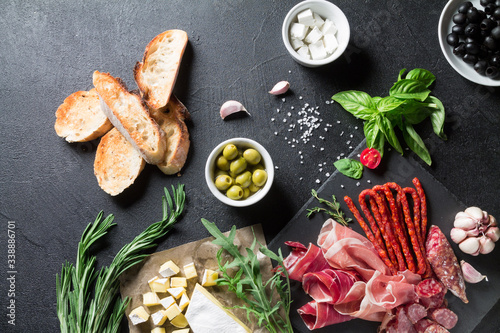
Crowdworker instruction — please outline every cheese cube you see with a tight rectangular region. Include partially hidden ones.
[201,269,219,287]
[151,310,168,326]
[321,19,338,36]
[304,26,323,44]
[159,260,180,278]
[297,9,315,26]
[160,296,176,310]
[164,303,182,320]
[151,328,166,333]
[170,277,187,288]
[290,22,308,40]
[309,40,327,60]
[172,329,190,333]
[323,33,339,54]
[170,313,189,328]
[143,292,161,307]
[313,12,325,28]
[290,37,304,50]
[129,306,149,325]
[167,287,186,299]
[183,262,198,279]
[178,293,190,312]
[296,45,310,59]
[150,277,170,293]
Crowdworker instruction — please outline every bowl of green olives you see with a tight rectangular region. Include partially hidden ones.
[205,138,274,207]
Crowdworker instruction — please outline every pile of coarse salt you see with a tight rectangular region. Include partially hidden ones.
[289,8,338,60]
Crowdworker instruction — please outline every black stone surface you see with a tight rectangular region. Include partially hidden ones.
[0,0,499,332]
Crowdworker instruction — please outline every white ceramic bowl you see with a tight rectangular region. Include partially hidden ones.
[282,0,350,67]
[438,0,500,86]
[205,138,274,207]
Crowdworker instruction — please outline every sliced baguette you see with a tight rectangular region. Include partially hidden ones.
[134,29,188,109]
[150,95,191,175]
[92,70,166,164]
[94,128,146,196]
[54,88,112,142]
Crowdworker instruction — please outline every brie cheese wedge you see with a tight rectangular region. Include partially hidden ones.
[128,305,149,325]
[185,284,251,333]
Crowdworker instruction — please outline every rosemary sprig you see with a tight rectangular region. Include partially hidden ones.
[201,219,293,333]
[306,189,352,226]
[56,185,185,333]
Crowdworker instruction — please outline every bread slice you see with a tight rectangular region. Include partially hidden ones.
[94,128,146,196]
[150,95,190,175]
[54,88,112,142]
[134,30,188,109]
[92,70,167,164]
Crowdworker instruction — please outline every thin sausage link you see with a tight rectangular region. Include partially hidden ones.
[387,182,426,275]
[412,177,428,242]
[359,190,389,255]
[376,185,416,273]
[344,195,397,274]
[371,188,406,272]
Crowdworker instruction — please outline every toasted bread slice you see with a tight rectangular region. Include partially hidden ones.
[94,128,146,196]
[54,88,112,142]
[134,30,188,109]
[150,95,190,175]
[93,70,166,164]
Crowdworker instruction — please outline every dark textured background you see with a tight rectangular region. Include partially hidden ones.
[1,0,499,332]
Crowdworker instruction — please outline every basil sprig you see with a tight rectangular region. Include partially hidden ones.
[332,68,446,165]
[334,158,363,179]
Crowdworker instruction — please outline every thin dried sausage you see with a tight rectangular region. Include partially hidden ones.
[412,177,428,241]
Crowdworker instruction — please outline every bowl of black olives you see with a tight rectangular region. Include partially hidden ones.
[205,138,274,207]
[439,0,500,86]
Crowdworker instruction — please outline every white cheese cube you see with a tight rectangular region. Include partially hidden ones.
[323,33,339,54]
[150,277,169,293]
[296,45,310,59]
[178,293,190,312]
[201,269,219,287]
[304,26,323,44]
[167,287,186,299]
[151,310,168,326]
[290,37,305,50]
[170,313,189,328]
[143,292,161,307]
[164,303,182,320]
[297,9,315,26]
[129,306,149,325]
[313,12,325,28]
[321,19,338,36]
[290,22,308,40]
[159,260,180,278]
[309,40,327,60]
[183,262,198,279]
[159,296,176,309]
[170,277,187,288]
[151,328,166,333]
[171,329,190,333]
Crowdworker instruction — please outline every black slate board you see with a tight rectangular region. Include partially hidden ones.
[268,141,500,333]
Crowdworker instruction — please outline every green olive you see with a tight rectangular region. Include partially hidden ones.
[215,175,233,191]
[248,183,261,193]
[252,169,268,187]
[252,163,265,172]
[226,185,244,200]
[235,171,252,188]
[223,144,238,160]
[242,187,250,199]
[214,169,229,178]
[230,157,247,175]
[243,148,261,165]
[216,155,230,171]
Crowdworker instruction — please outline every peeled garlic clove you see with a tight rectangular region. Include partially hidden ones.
[465,206,484,221]
[485,226,500,242]
[220,100,250,119]
[268,81,290,95]
[461,260,488,283]
[450,227,468,244]
[454,216,477,230]
[479,236,495,254]
[458,237,480,255]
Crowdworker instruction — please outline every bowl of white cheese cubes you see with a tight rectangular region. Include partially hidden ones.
[282,0,350,67]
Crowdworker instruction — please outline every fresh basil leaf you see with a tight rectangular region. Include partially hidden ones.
[400,100,433,124]
[398,68,407,81]
[377,116,403,154]
[332,90,377,120]
[372,96,382,105]
[405,68,436,88]
[377,96,406,113]
[389,79,431,102]
[334,158,363,179]
[427,96,447,140]
[402,122,432,165]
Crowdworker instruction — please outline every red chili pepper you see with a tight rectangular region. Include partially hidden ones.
[360,148,381,169]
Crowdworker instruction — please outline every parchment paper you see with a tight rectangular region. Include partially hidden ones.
[120,224,272,333]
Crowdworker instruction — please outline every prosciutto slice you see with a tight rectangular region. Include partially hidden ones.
[297,300,353,330]
[302,268,360,304]
[283,241,330,281]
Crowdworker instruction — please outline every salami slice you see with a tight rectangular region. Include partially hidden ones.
[430,308,458,330]
[404,303,427,324]
[393,307,417,333]
[423,323,450,333]
[414,318,434,333]
[416,278,446,309]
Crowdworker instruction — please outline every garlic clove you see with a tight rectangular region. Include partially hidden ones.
[466,228,480,237]
[455,211,470,220]
[268,81,290,95]
[219,100,250,119]
[485,226,500,242]
[479,236,495,254]
[450,227,468,244]
[489,215,497,227]
[461,260,488,283]
[465,206,484,221]
[454,216,477,230]
[458,237,480,255]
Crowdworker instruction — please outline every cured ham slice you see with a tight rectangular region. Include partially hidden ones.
[302,268,360,304]
[297,300,353,329]
[283,241,330,281]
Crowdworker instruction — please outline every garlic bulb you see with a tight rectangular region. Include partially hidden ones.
[451,206,497,255]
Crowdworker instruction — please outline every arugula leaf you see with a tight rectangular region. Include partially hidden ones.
[389,79,431,102]
[334,158,363,179]
[427,96,447,140]
[402,122,432,165]
[377,116,404,154]
[331,90,377,120]
[405,68,436,88]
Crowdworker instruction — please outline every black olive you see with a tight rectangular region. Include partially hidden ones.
[484,36,499,50]
[493,7,500,19]
[491,26,500,39]
[484,3,497,15]
[466,42,481,54]
[480,0,489,6]
[447,33,460,47]
[485,66,499,78]
[490,54,500,66]
[480,18,496,30]
[474,60,488,75]
[452,24,466,35]
[467,7,482,23]
[479,44,490,58]
[463,53,478,64]
[465,23,481,37]
[458,1,473,13]
[496,0,500,6]
[454,42,467,57]
[453,13,468,25]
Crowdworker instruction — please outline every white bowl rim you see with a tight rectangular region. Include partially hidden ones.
[205,138,274,207]
[438,0,500,86]
[282,0,350,67]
